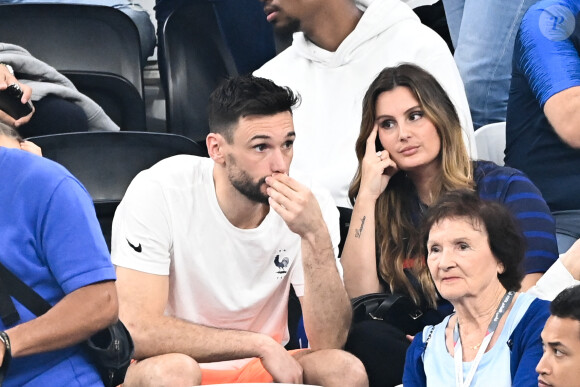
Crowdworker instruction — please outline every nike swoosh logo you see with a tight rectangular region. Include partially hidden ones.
[126,239,142,253]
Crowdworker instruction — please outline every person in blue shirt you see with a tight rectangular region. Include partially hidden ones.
[0,123,118,386]
[505,0,580,254]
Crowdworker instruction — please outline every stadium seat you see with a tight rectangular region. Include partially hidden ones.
[161,0,238,144]
[0,3,146,130]
[27,131,206,249]
[474,122,506,165]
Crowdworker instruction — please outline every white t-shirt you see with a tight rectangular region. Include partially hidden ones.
[111,155,340,369]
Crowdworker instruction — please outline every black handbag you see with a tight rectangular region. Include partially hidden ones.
[0,262,134,387]
[351,292,425,335]
[84,319,134,386]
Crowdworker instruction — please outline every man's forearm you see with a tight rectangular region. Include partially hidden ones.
[6,281,118,358]
[300,233,352,350]
[127,314,282,362]
[264,174,351,348]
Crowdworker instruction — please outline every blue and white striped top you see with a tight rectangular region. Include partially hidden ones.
[473,160,558,274]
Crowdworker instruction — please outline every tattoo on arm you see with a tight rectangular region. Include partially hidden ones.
[354,216,366,238]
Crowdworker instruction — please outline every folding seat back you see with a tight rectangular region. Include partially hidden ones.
[162,1,238,143]
[28,131,206,248]
[0,4,146,129]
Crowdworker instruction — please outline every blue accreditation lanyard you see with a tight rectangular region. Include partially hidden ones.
[453,290,515,387]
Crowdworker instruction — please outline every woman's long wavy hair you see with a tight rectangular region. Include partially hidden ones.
[348,64,474,307]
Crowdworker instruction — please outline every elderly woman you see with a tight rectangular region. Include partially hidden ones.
[403,190,549,385]
[341,63,558,386]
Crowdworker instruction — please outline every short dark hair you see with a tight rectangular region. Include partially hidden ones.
[421,189,525,291]
[551,285,580,323]
[0,122,23,142]
[207,75,299,142]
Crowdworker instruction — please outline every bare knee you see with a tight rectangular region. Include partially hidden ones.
[328,350,368,387]
[300,349,368,387]
[124,353,202,387]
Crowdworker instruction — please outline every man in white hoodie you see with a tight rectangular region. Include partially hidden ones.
[255,0,475,209]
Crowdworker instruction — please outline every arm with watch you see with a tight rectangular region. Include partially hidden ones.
[0,62,34,127]
[0,331,10,383]
[0,280,118,384]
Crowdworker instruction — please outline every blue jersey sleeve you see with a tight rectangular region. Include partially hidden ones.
[517,0,580,107]
[40,176,116,295]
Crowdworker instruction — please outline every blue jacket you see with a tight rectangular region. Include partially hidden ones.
[403,298,550,386]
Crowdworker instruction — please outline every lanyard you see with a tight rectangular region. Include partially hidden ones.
[453,290,515,387]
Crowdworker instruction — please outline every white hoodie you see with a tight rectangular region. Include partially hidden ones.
[255,0,475,208]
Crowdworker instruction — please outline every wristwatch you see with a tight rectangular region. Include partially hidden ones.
[0,63,14,75]
[0,331,12,370]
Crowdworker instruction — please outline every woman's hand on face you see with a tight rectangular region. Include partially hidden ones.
[358,125,398,201]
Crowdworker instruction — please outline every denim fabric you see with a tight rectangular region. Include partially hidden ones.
[442,0,538,128]
[112,2,157,60]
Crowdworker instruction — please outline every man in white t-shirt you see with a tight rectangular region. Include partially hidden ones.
[111,75,367,386]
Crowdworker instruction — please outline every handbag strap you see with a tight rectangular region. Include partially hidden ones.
[0,261,52,325]
[424,325,435,348]
[0,271,19,326]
